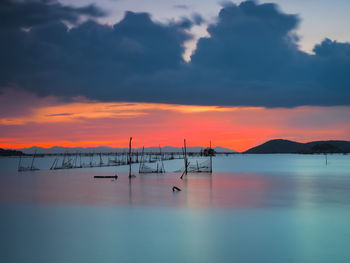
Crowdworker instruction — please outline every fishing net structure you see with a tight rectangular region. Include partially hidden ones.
[107,158,125,166]
[139,161,165,173]
[175,158,212,173]
[188,159,212,173]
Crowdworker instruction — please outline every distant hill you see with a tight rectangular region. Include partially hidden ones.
[18,145,236,154]
[214,146,237,153]
[0,148,24,156]
[245,139,350,154]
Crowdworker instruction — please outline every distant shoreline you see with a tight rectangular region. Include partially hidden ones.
[0,146,237,156]
[244,139,350,154]
[2,139,350,156]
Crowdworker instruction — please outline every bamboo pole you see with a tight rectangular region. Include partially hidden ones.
[181,139,188,179]
[30,149,36,170]
[129,137,133,178]
[184,139,187,175]
[139,146,144,173]
[160,145,165,173]
[210,140,213,173]
[18,155,22,171]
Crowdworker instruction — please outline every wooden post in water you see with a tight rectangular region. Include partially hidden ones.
[50,157,57,170]
[210,140,213,173]
[139,146,145,173]
[99,153,103,167]
[184,139,187,175]
[181,139,188,179]
[160,145,165,173]
[129,137,133,178]
[18,155,22,171]
[30,149,37,170]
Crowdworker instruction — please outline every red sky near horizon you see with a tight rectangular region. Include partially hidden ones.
[1,89,350,152]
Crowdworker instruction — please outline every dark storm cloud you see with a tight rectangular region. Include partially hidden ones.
[191,13,205,25]
[0,5,192,98]
[313,38,350,91]
[0,0,350,107]
[187,1,350,107]
[192,1,301,71]
[173,13,204,29]
[0,0,105,28]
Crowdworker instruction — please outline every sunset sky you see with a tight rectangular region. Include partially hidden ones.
[1,0,350,152]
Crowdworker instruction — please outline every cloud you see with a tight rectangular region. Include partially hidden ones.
[0,0,350,107]
[0,0,105,28]
[313,38,350,93]
[0,5,192,99]
[192,1,301,70]
[46,113,73,117]
[191,13,205,25]
[174,4,189,10]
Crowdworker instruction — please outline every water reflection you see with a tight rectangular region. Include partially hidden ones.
[2,155,350,263]
[129,177,133,206]
[1,169,350,209]
[181,173,213,209]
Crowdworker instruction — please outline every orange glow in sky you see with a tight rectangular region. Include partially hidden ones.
[1,90,350,152]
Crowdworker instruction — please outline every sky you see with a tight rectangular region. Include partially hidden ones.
[0,0,350,152]
[59,0,350,55]
[39,0,350,71]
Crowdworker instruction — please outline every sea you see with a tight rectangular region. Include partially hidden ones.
[1,154,350,263]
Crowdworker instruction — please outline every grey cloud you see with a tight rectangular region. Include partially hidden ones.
[0,0,105,28]
[0,5,191,99]
[174,4,188,10]
[1,0,350,107]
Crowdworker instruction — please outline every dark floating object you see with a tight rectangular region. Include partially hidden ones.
[94,175,118,179]
[172,186,181,192]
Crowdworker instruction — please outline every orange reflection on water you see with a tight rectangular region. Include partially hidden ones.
[0,171,284,210]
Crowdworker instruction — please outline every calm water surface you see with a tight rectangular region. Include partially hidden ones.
[1,154,350,263]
